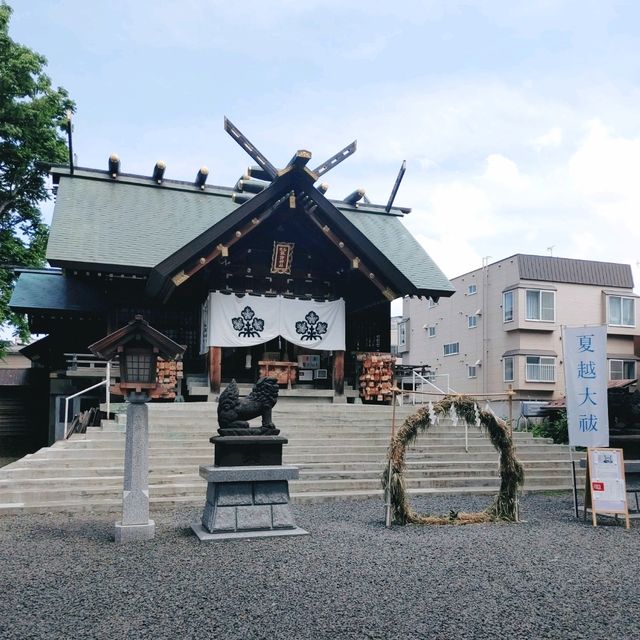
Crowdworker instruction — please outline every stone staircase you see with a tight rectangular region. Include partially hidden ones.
[0,402,581,513]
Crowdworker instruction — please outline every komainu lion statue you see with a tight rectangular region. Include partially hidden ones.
[217,377,280,435]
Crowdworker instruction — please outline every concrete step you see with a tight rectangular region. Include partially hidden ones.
[17,448,569,467]
[48,438,559,455]
[0,465,582,490]
[0,458,579,481]
[2,397,579,512]
[67,435,550,450]
[0,473,581,505]
[0,483,578,514]
[87,425,545,440]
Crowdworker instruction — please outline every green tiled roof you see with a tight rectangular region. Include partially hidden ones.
[46,168,453,297]
[10,271,108,313]
[338,207,454,293]
[47,172,239,269]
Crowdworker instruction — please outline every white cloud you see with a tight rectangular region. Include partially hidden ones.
[532,126,563,149]
[482,154,529,189]
[569,119,640,236]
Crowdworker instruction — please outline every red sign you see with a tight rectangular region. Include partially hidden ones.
[592,481,605,492]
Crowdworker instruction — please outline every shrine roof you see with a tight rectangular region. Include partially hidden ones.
[44,166,454,299]
[9,270,108,314]
[46,168,241,271]
[339,208,452,293]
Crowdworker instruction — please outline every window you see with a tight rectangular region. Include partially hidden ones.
[443,342,459,356]
[503,357,514,382]
[503,291,514,323]
[608,296,635,327]
[609,359,636,380]
[468,315,478,329]
[427,326,436,338]
[525,356,555,382]
[467,365,477,378]
[525,289,555,322]
[467,284,477,295]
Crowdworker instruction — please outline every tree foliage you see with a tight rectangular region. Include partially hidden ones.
[0,3,74,350]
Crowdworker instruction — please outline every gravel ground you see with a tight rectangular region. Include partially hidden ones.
[0,493,638,640]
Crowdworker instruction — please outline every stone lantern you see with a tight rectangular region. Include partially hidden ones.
[89,315,185,542]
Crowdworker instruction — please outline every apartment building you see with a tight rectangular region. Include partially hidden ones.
[399,254,639,400]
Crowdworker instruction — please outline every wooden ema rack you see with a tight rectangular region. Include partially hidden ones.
[155,358,183,399]
[357,352,394,404]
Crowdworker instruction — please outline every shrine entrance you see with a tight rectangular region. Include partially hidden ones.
[219,339,334,388]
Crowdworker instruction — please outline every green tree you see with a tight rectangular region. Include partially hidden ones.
[0,3,74,352]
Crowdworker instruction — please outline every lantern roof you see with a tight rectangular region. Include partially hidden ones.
[89,315,186,361]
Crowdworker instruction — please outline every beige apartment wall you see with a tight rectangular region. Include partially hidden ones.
[403,257,521,394]
[403,256,639,399]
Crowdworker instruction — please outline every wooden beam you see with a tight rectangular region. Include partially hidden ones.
[209,346,221,393]
[302,201,397,301]
[173,194,289,285]
[333,350,345,396]
[385,160,406,212]
[311,141,357,179]
[224,117,277,180]
[279,150,312,176]
[343,188,365,205]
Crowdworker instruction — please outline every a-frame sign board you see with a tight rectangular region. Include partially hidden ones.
[583,448,630,529]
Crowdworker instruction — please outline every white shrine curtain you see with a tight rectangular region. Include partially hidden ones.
[204,292,345,351]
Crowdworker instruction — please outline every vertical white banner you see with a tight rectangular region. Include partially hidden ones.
[563,325,609,447]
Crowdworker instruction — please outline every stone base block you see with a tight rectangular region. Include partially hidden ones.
[114,520,155,543]
[194,465,307,543]
[191,523,308,542]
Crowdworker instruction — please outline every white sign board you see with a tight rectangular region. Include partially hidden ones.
[563,325,609,448]
[586,448,630,528]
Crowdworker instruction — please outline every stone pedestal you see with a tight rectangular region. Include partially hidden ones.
[192,465,308,542]
[211,435,287,466]
[116,394,155,543]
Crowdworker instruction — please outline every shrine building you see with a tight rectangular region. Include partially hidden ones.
[10,120,454,441]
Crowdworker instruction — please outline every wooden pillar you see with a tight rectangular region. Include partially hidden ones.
[209,346,222,393]
[333,350,345,396]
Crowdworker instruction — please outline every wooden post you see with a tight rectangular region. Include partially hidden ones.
[333,350,345,396]
[209,346,222,393]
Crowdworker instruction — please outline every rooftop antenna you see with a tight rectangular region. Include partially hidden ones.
[385,160,406,212]
[547,245,555,256]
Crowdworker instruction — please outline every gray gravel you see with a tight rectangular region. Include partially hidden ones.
[1,494,638,640]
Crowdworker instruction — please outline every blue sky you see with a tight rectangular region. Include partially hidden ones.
[9,0,640,306]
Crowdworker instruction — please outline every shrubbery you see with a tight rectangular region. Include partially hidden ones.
[531,413,568,444]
